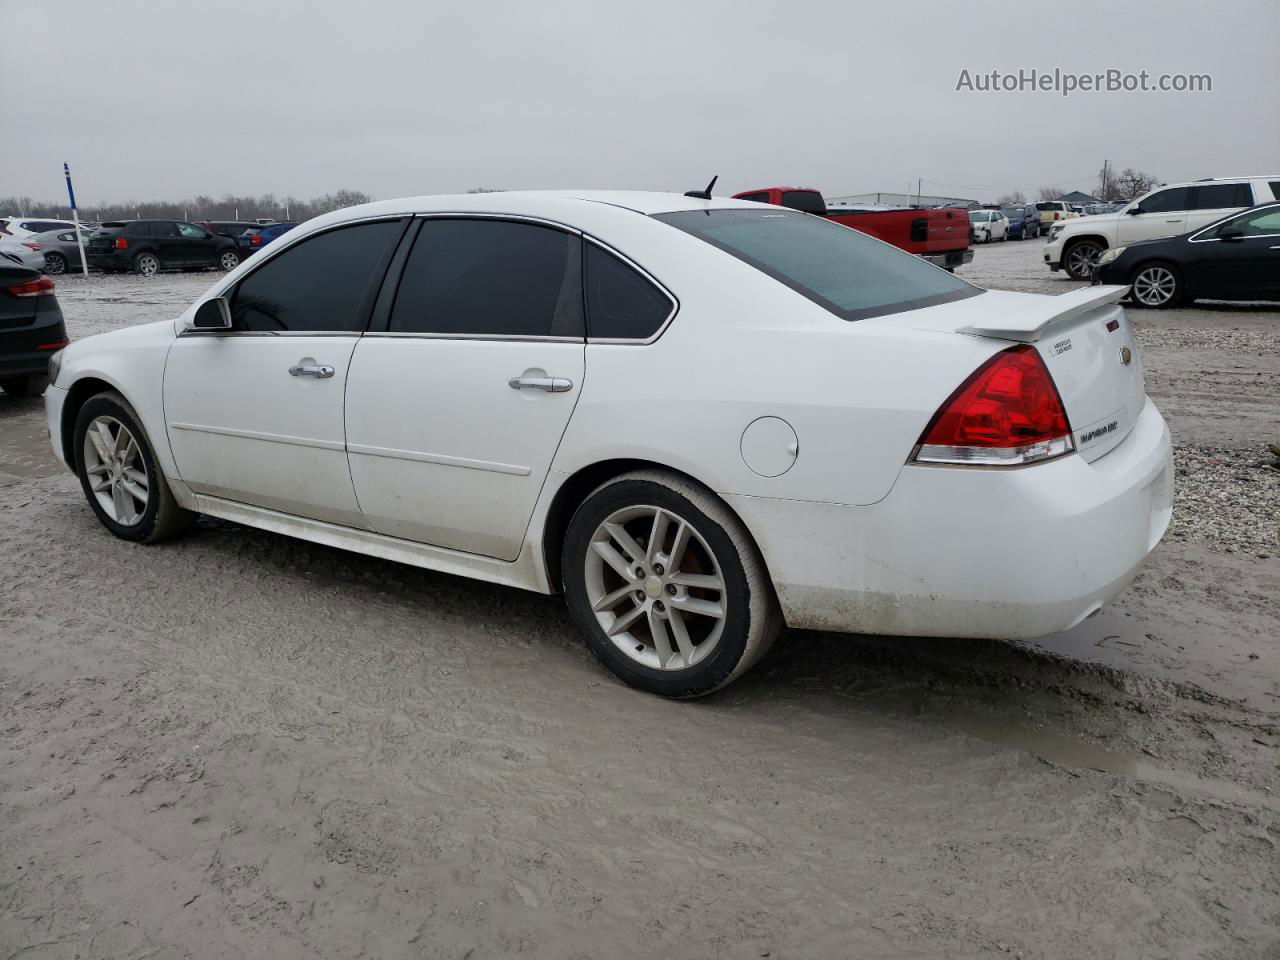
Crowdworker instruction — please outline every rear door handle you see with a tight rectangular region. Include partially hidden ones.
[289,359,335,379]
[1166,219,1182,223]
[508,376,573,393]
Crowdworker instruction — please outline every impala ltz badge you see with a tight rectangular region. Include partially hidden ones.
[1119,346,1133,366]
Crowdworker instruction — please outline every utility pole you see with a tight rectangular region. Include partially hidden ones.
[917,178,922,208]
[1102,159,1110,200]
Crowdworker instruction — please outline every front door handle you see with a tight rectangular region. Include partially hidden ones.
[1166,219,1182,223]
[289,359,335,379]
[508,375,573,393]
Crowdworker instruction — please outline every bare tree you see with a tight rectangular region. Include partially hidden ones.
[995,191,1026,205]
[1038,186,1066,200]
[0,188,375,224]
[1109,168,1159,201]
[467,187,504,194]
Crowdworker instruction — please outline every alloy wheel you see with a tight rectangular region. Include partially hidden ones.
[584,504,727,671]
[1065,241,1103,279]
[1131,266,1178,306]
[45,253,66,275]
[82,415,149,526]
[136,254,159,276]
[219,251,239,271]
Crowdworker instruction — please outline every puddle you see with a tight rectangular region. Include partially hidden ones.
[954,713,1280,813]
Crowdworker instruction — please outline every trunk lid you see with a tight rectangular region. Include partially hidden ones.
[890,286,1146,462]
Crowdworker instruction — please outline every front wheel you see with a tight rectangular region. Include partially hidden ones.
[218,250,240,271]
[562,470,781,698]
[133,252,160,277]
[74,391,197,542]
[0,374,48,398]
[1063,239,1105,280]
[1128,262,1184,309]
[44,252,67,275]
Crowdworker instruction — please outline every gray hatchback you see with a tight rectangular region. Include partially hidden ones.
[24,228,92,275]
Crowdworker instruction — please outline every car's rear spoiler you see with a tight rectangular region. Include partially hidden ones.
[958,285,1128,342]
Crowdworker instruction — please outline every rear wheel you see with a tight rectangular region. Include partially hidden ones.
[218,250,240,271]
[132,252,160,276]
[0,374,48,398]
[1063,239,1105,280]
[1129,262,1184,309]
[44,252,67,275]
[562,470,781,698]
[73,392,197,543]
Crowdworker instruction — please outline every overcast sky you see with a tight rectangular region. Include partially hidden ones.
[4,0,1277,206]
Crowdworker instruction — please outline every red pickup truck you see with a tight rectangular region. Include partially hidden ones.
[731,186,974,271]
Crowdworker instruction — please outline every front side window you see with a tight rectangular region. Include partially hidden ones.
[389,219,583,338]
[584,243,673,340]
[1229,208,1280,236]
[656,208,980,322]
[230,220,401,332]
[1192,183,1252,210]
[177,222,205,239]
[1139,188,1191,214]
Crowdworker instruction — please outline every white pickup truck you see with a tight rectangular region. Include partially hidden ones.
[1044,175,1280,280]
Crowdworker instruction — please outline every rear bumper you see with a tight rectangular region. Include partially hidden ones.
[922,249,974,269]
[728,397,1173,639]
[1,316,67,378]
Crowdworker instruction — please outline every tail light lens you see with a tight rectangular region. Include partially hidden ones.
[22,242,40,251]
[250,234,262,246]
[912,345,1074,467]
[114,237,129,249]
[4,275,56,298]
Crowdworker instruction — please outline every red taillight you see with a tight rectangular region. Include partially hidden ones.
[4,275,56,298]
[22,242,40,251]
[115,236,129,249]
[37,338,70,350]
[250,234,262,246]
[913,345,1074,466]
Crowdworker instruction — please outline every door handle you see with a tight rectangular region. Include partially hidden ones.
[508,376,573,393]
[1166,219,1182,223]
[289,359,335,379]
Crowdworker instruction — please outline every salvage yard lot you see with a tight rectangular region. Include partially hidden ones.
[2,240,1278,959]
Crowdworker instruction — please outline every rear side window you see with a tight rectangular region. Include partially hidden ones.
[389,219,583,338]
[656,208,980,322]
[151,222,177,238]
[1192,183,1252,209]
[1140,188,1191,213]
[584,243,673,340]
[177,222,205,238]
[780,191,827,214]
[230,220,401,332]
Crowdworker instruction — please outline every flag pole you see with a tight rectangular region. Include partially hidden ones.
[64,162,89,277]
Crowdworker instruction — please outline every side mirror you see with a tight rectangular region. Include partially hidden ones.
[191,297,232,330]
[1126,206,1143,215]
[1217,226,1245,242]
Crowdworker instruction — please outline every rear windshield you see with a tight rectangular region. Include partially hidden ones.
[1035,202,1062,211]
[655,208,981,321]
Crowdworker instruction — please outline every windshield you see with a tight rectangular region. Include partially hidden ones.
[968,211,988,221]
[1035,202,1062,211]
[654,208,981,322]
[1000,207,1023,217]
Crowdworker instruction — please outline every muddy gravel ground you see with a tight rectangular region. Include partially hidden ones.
[2,241,1278,960]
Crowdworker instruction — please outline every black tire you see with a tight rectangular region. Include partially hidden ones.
[218,249,240,271]
[44,252,67,275]
[1127,261,1185,309]
[1062,238,1105,280]
[73,391,197,543]
[0,374,48,398]
[132,252,160,276]
[561,470,781,698]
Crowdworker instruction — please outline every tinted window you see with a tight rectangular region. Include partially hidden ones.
[389,219,582,338]
[149,222,176,238]
[1193,183,1252,210]
[177,222,205,238]
[1139,188,1190,213]
[1231,208,1280,236]
[230,220,400,332]
[656,208,980,322]
[737,193,770,204]
[585,244,673,340]
[780,191,827,214]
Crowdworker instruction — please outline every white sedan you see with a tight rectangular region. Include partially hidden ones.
[44,191,1173,697]
[968,209,1009,243]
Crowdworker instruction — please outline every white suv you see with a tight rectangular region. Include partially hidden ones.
[1044,176,1280,280]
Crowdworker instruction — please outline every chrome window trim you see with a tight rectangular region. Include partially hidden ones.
[363,332,583,343]
[1188,202,1280,243]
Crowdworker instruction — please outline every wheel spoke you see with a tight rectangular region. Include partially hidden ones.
[668,572,722,591]
[648,608,675,667]
[667,608,696,666]
[669,595,724,620]
[604,521,646,565]
[89,474,112,493]
[88,423,111,462]
[111,482,131,522]
[120,478,148,504]
[667,520,691,569]
[645,510,671,563]
[123,467,148,487]
[591,539,636,581]
[592,582,638,613]
[606,601,646,637]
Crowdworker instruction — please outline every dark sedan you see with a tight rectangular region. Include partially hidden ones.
[1094,202,1280,308]
[0,263,68,397]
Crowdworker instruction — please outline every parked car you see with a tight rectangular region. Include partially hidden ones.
[1093,202,1280,308]
[999,204,1039,240]
[1,263,67,398]
[44,190,1172,698]
[0,238,46,271]
[968,209,1009,243]
[23,228,90,275]
[0,217,79,241]
[199,221,264,244]
[1034,201,1078,237]
[1045,175,1280,280]
[239,221,298,255]
[86,220,241,276]
[733,187,972,270]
